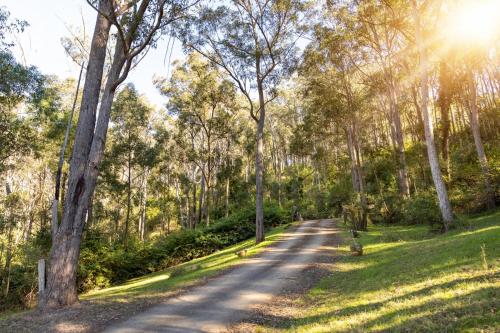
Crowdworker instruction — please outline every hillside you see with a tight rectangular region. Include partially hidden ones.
[247,212,500,332]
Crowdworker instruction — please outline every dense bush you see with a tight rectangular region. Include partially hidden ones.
[369,192,404,224]
[402,192,443,226]
[327,176,354,217]
[0,229,50,312]
[77,203,290,292]
[368,191,443,227]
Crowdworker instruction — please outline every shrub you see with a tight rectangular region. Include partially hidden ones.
[328,177,354,217]
[402,191,443,226]
[77,203,290,292]
[369,192,404,224]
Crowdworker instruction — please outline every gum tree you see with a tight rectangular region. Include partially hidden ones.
[40,0,196,309]
[181,0,304,242]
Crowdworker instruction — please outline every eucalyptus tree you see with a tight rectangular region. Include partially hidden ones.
[160,53,238,226]
[0,7,43,173]
[444,20,499,209]
[465,64,496,209]
[331,0,411,197]
[41,0,198,309]
[412,0,454,229]
[107,84,152,245]
[299,20,370,229]
[0,50,43,173]
[180,0,304,242]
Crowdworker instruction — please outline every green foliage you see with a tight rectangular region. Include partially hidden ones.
[0,228,50,312]
[77,204,290,292]
[259,212,500,333]
[369,192,404,224]
[402,191,443,227]
[0,8,28,51]
[448,135,500,213]
[369,191,443,227]
[0,50,45,171]
[328,176,355,217]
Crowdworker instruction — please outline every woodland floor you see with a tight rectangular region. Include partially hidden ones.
[2,212,496,333]
[247,211,500,333]
[0,219,341,333]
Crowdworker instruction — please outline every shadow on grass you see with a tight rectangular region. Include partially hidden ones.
[249,284,498,332]
[82,224,292,299]
[250,212,500,332]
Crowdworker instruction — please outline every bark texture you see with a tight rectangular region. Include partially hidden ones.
[255,78,266,244]
[413,1,454,230]
[39,2,112,308]
[467,70,496,209]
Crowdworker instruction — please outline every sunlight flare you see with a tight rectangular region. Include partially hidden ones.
[443,0,500,45]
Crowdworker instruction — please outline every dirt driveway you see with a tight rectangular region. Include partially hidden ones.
[103,219,340,333]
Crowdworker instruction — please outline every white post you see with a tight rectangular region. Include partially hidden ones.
[38,259,45,296]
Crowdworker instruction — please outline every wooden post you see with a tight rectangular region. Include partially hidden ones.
[38,259,45,296]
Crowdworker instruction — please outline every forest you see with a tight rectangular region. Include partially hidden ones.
[0,0,498,332]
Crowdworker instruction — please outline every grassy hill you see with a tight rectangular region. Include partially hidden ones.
[258,211,499,332]
[81,224,290,301]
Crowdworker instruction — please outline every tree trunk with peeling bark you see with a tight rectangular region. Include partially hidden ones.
[124,146,132,247]
[388,84,410,197]
[255,77,266,244]
[39,2,112,308]
[438,61,452,178]
[51,62,85,241]
[467,70,496,209]
[413,1,454,230]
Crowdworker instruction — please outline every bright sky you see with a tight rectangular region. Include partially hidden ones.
[3,0,185,108]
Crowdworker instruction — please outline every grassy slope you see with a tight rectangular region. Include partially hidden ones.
[81,224,291,300]
[261,212,499,333]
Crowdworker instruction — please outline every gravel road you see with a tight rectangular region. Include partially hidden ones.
[103,219,338,333]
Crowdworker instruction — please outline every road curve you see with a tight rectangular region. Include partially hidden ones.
[102,219,338,333]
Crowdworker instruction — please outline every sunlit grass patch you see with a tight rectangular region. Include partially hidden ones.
[82,224,291,300]
[260,211,500,332]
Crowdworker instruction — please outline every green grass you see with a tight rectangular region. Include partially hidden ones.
[259,211,500,333]
[82,224,291,300]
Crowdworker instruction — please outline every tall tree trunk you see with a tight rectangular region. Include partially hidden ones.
[438,61,452,178]
[52,62,85,241]
[185,190,190,229]
[346,126,360,192]
[389,83,410,197]
[124,148,132,247]
[2,181,13,297]
[225,177,230,217]
[413,1,454,230]
[245,156,250,183]
[353,124,368,231]
[174,179,184,227]
[0,243,4,280]
[39,1,112,309]
[277,154,282,208]
[41,0,168,306]
[86,197,93,229]
[411,85,425,141]
[255,79,266,244]
[25,212,34,242]
[139,169,148,241]
[3,224,13,298]
[41,16,131,309]
[190,162,197,228]
[205,182,211,226]
[467,69,496,209]
[346,123,367,231]
[61,171,67,207]
[197,173,205,226]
